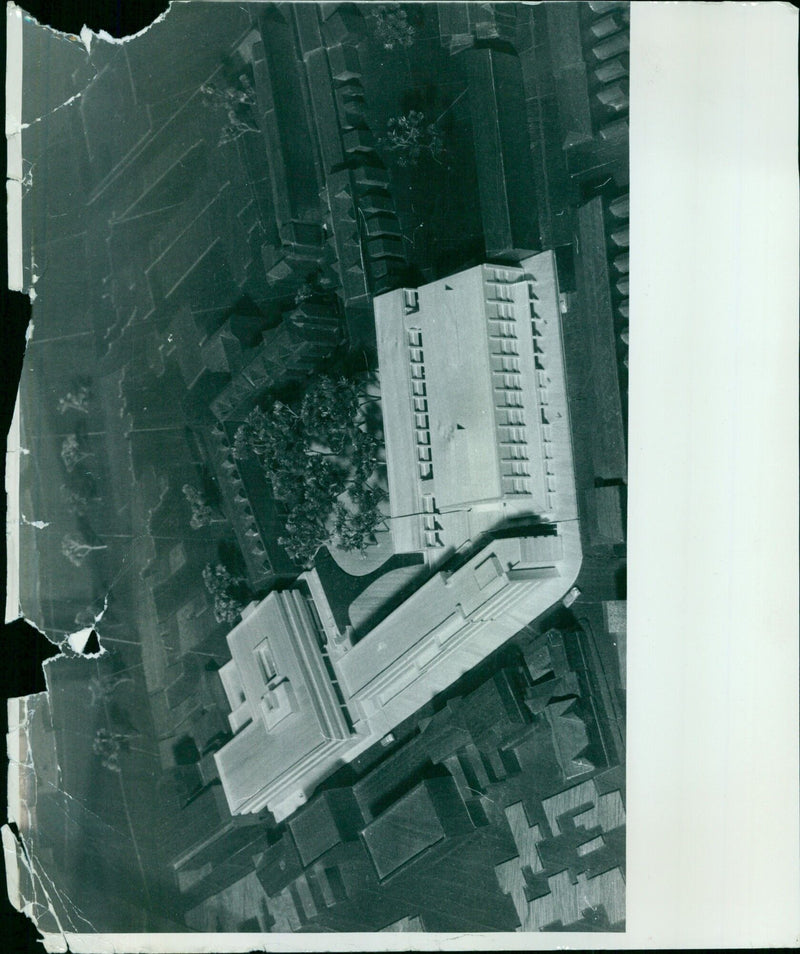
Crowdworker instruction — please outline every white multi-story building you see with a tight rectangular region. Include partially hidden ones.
[374,252,578,566]
[213,252,582,822]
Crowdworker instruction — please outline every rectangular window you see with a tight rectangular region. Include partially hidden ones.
[255,641,277,684]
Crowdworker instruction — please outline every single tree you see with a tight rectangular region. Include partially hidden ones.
[302,456,345,506]
[293,268,334,305]
[350,479,386,512]
[369,4,417,50]
[200,75,259,145]
[92,727,136,773]
[332,488,386,554]
[61,533,108,567]
[60,434,94,473]
[182,483,225,530]
[350,429,380,488]
[202,562,248,625]
[57,383,91,415]
[379,111,445,168]
[278,504,329,567]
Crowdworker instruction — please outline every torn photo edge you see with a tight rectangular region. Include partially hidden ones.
[3,0,798,951]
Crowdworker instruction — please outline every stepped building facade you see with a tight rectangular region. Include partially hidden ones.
[214,253,582,821]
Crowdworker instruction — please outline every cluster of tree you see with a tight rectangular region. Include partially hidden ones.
[294,267,336,307]
[93,726,137,774]
[60,433,94,473]
[182,483,225,530]
[379,110,445,168]
[202,562,249,625]
[369,3,418,50]
[199,74,259,145]
[233,375,386,566]
[57,381,91,415]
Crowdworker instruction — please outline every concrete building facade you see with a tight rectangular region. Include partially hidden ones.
[214,254,582,822]
[375,251,578,566]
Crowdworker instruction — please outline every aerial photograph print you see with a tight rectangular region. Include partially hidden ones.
[4,0,629,945]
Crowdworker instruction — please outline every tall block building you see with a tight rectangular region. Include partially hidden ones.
[213,254,582,822]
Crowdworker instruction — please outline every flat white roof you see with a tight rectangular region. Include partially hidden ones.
[375,255,572,561]
[214,590,349,815]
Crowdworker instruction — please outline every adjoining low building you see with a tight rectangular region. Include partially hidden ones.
[213,254,582,822]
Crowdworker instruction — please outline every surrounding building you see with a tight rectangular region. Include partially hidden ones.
[184,625,624,933]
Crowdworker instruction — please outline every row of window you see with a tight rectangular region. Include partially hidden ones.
[487,300,516,319]
[501,475,531,495]
[491,354,521,374]
[484,265,519,283]
[501,459,531,476]
[489,337,521,356]
[487,319,518,339]
[485,283,515,302]
[408,328,434,482]
[420,493,443,547]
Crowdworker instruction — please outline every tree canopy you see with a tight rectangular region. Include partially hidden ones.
[202,562,249,625]
[369,4,417,51]
[379,111,445,168]
[182,483,225,530]
[234,375,385,565]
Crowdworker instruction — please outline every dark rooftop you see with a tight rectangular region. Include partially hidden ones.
[288,788,365,867]
[361,776,473,881]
